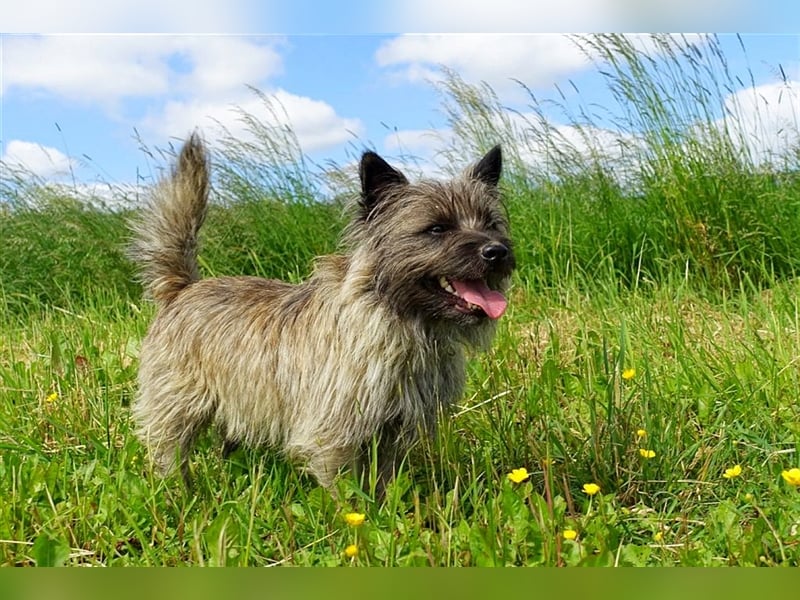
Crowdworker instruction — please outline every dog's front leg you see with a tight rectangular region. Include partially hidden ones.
[306,446,355,490]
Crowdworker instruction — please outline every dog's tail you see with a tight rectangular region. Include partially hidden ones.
[129,133,209,309]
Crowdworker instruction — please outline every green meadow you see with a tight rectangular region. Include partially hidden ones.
[1,35,799,566]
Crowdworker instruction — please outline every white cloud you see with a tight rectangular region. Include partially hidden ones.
[3,34,360,155]
[377,129,451,179]
[719,81,800,165]
[2,0,260,33]
[376,34,589,95]
[376,33,708,99]
[2,35,284,105]
[381,111,643,185]
[383,128,450,154]
[171,37,285,100]
[71,181,143,209]
[142,89,364,153]
[2,140,74,179]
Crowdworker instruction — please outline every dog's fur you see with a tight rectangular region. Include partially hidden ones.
[129,134,515,493]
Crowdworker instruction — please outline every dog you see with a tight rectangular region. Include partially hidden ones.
[129,133,515,495]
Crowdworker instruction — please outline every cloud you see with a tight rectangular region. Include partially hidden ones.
[2,35,284,105]
[376,35,590,95]
[383,128,451,154]
[717,80,800,165]
[141,89,364,153]
[376,34,709,100]
[2,140,74,179]
[4,34,361,155]
[2,0,262,32]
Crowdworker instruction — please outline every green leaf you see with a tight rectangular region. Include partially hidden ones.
[32,532,70,567]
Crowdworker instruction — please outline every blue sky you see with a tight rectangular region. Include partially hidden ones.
[1,2,800,198]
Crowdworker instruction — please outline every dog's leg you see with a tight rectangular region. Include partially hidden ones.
[136,386,214,489]
[375,430,406,502]
[175,417,211,489]
[222,439,240,458]
[355,419,406,501]
[306,447,354,490]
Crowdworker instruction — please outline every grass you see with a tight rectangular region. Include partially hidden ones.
[1,34,799,566]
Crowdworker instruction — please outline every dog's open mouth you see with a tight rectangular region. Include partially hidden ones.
[437,276,508,320]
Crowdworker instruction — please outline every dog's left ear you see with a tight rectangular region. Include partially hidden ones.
[359,151,409,218]
[468,145,502,187]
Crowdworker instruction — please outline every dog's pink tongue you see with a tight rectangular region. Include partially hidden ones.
[451,280,508,319]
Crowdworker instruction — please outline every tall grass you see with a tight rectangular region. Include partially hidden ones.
[440,34,800,292]
[1,34,799,566]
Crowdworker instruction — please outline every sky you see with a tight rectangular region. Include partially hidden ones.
[1,1,800,201]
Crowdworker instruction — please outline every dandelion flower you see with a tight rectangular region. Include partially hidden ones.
[344,512,365,527]
[46,392,58,403]
[639,449,656,459]
[722,464,742,479]
[562,529,578,541]
[653,531,663,543]
[344,544,358,558]
[636,429,647,439]
[507,468,530,483]
[582,482,600,496]
[781,468,800,487]
[622,368,636,380]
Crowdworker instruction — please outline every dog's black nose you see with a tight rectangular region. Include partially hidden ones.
[480,242,509,262]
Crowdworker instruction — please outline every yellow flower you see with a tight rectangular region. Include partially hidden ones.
[781,468,800,487]
[639,449,656,459]
[46,392,58,403]
[722,464,742,479]
[344,512,365,527]
[344,544,358,558]
[636,429,647,438]
[653,531,663,543]
[507,468,530,483]
[582,482,600,496]
[562,529,578,541]
[622,368,636,380]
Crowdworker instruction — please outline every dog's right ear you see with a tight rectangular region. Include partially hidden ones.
[468,145,502,188]
[359,151,409,218]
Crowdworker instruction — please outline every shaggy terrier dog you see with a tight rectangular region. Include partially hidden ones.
[129,134,515,494]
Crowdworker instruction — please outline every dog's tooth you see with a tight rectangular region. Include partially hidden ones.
[439,276,456,294]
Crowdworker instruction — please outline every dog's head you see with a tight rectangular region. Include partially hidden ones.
[348,146,515,331]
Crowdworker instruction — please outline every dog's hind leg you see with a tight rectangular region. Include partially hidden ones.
[175,418,211,489]
[134,387,215,487]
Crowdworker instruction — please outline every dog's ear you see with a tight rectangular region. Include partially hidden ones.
[468,145,502,187]
[359,151,409,216]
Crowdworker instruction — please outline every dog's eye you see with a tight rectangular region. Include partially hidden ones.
[486,217,503,231]
[427,224,449,235]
